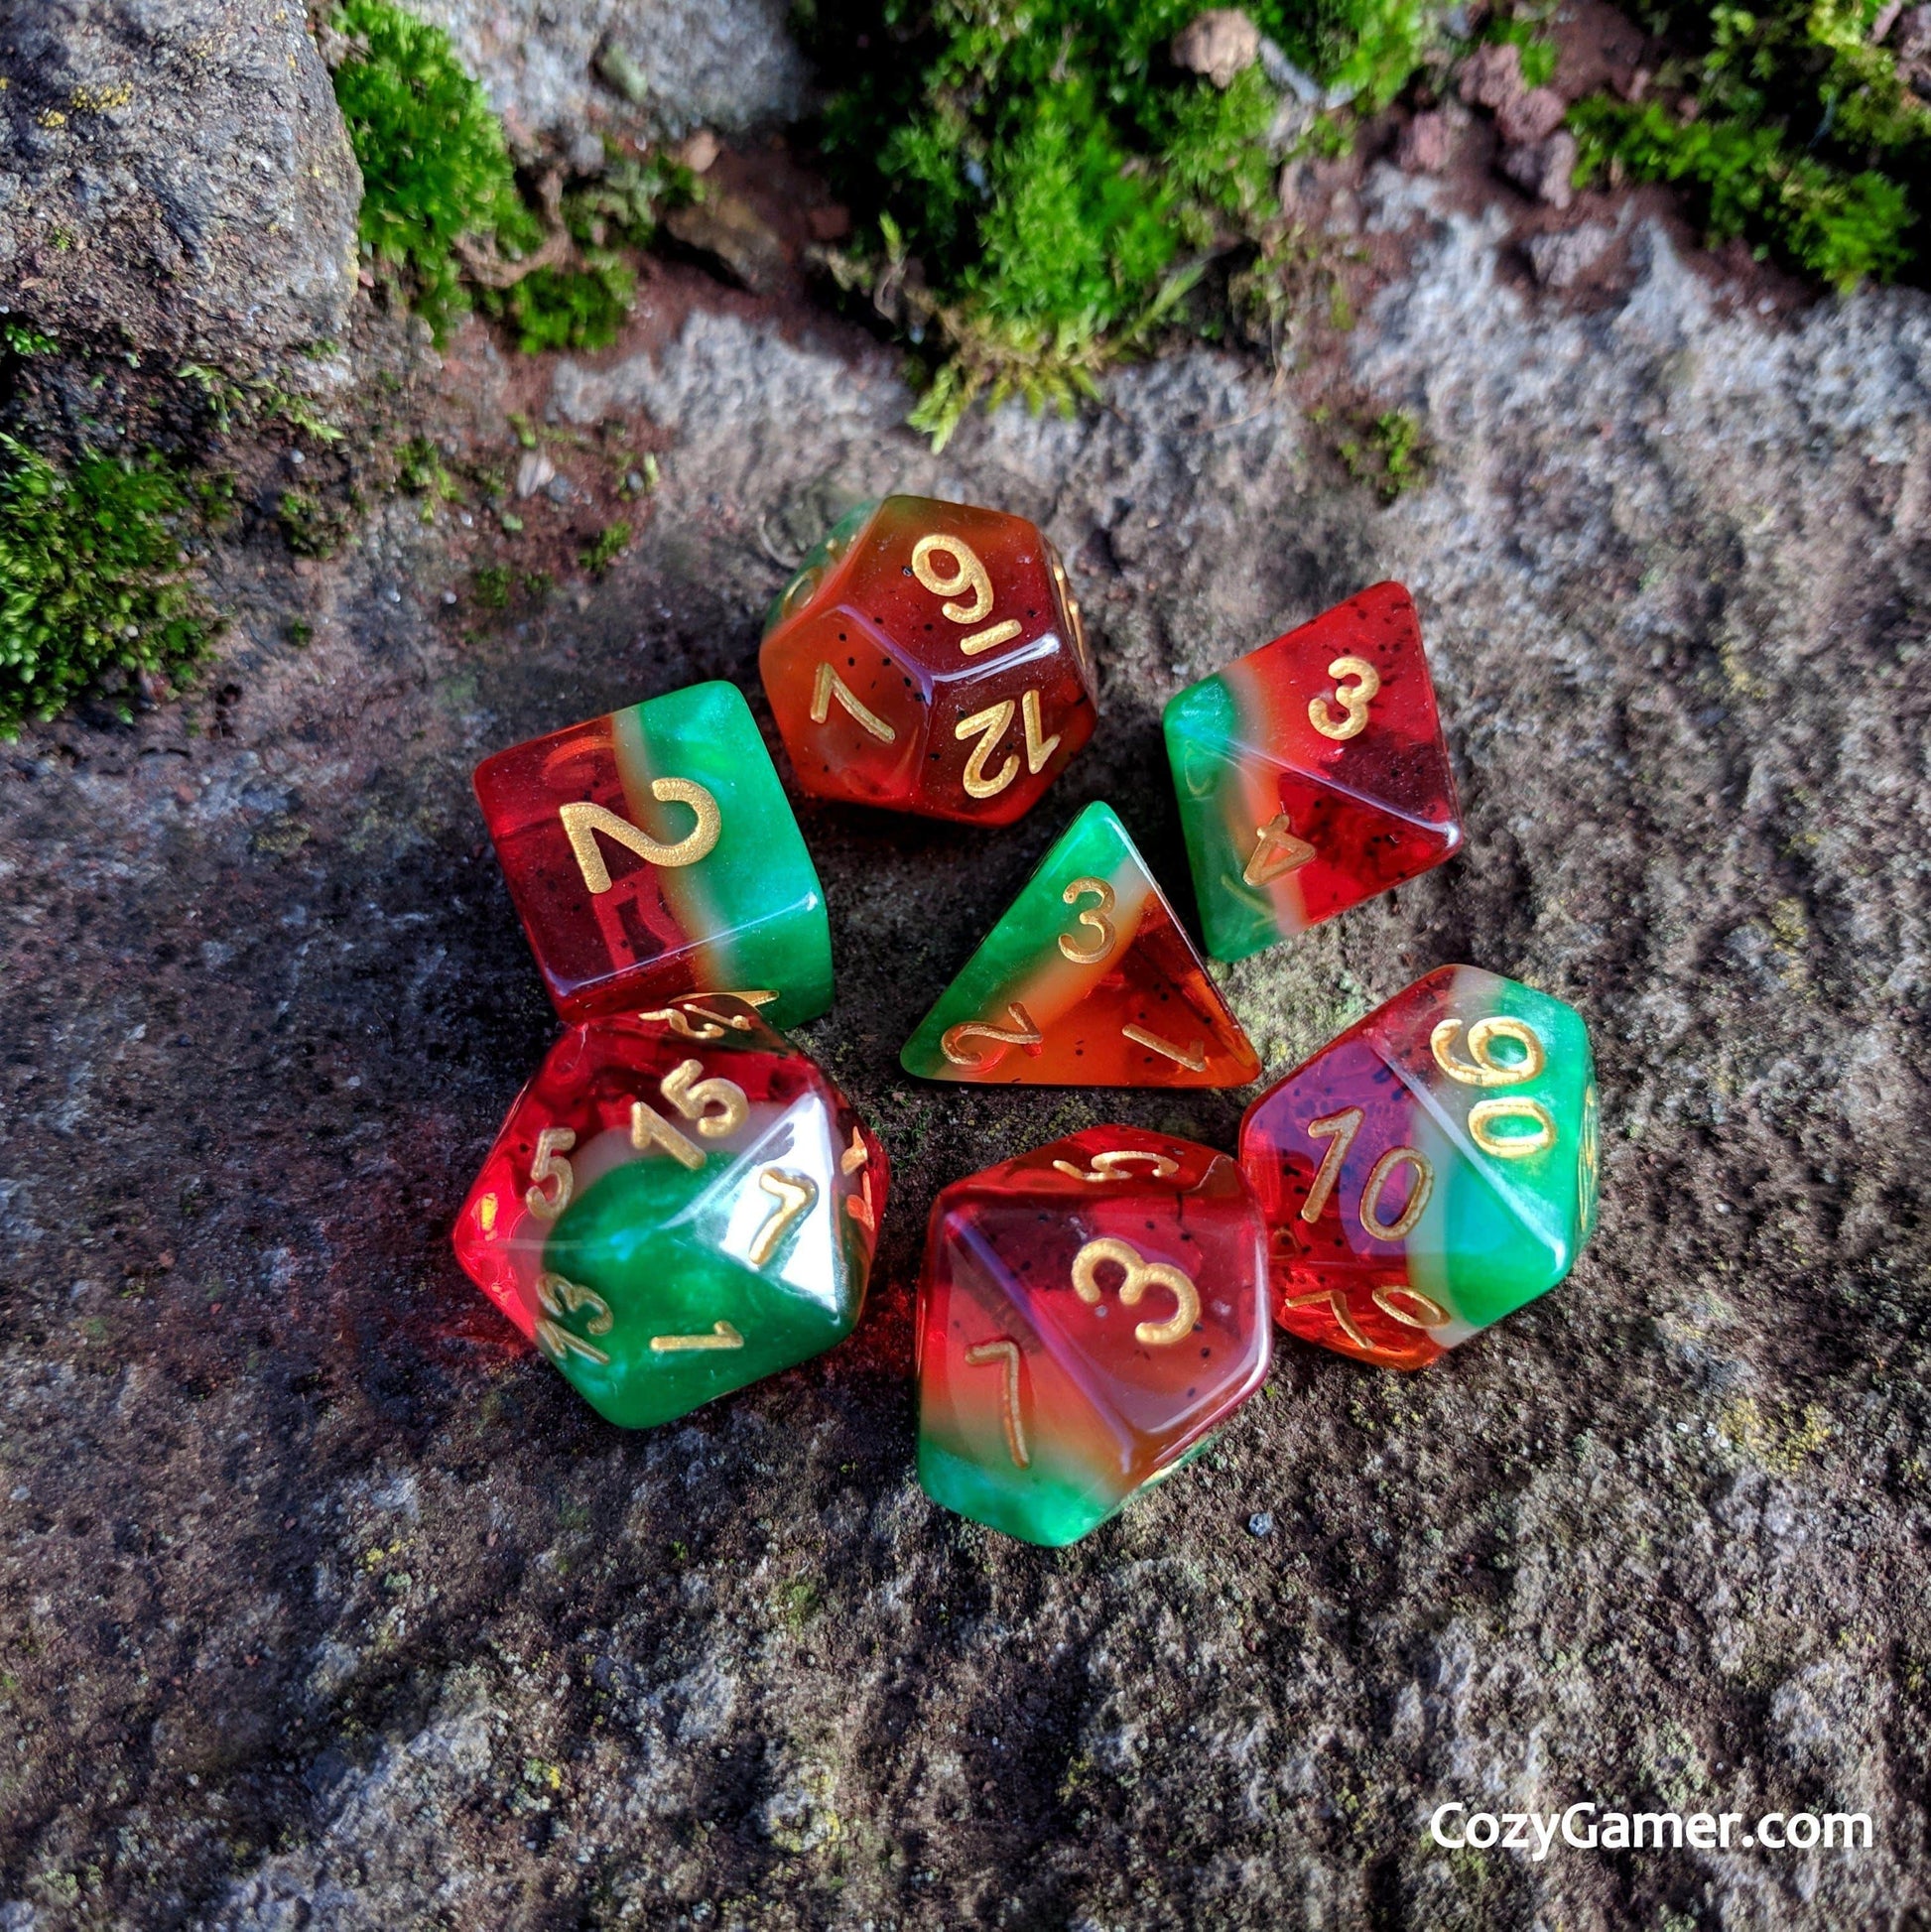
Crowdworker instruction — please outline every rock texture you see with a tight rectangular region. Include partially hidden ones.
[395,0,813,153]
[2,171,1929,1927]
[0,0,361,356]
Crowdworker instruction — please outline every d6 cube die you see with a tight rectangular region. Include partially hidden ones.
[1163,582,1462,961]
[760,494,1098,825]
[473,679,833,1028]
[452,994,887,1428]
[916,1127,1270,1545]
[1239,966,1598,1369]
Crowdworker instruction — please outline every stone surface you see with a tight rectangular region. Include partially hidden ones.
[1172,8,1263,89]
[0,0,361,355]
[2,168,1930,1926]
[394,0,813,152]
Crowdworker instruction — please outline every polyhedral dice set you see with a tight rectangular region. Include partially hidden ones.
[453,491,1601,1547]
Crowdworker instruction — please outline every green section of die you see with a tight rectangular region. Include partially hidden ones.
[1160,675,1273,961]
[762,499,882,634]
[538,1155,858,1429]
[1395,969,1600,1334]
[899,800,1130,1076]
[916,1436,1120,1548]
[624,680,834,1031]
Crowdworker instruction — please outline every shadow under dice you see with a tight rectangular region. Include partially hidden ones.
[1239,966,1599,1369]
[759,494,1098,825]
[452,995,887,1428]
[473,678,833,1028]
[1162,581,1462,961]
[916,1127,1270,1545]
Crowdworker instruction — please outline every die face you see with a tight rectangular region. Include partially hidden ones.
[760,494,1098,825]
[1163,583,1462,961]
[901,801,1259,1087]
[451,996,887,1428]
[474,680,834,1029]
[916,1126,1270,1545]
[1239,966,1598,1369]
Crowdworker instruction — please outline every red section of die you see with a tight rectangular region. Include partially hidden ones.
[917,1127,1272,1488]
[760,494,1099,826]
[1240,1033,1444,1369]
[451,995,887,1343]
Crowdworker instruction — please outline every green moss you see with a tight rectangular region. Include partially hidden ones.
[1483,14,1557,87]
[1568,0,1926,288]
[1338,407,1427,501]
[2,321,57,357]
[498,259,637,353]
[802,0,1441,445]
[473,564,513,607]
[0,435,214,738]
[580,520,633,575]
[329,0,540,339]
[278,487,354,560]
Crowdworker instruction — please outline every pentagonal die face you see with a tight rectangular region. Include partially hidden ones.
[452,995,887,1429]
[760,494,1098,825]
[1239,966,1597,1370]
[916,1126,1271,1545]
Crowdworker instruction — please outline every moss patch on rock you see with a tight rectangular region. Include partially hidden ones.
[0,436,213,738]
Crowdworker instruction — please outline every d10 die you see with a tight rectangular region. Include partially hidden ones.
[759,494,1098,826]
[452,994,887,1428]
[474,679,833,1028]
[917,1127,1270,1545]
[1163,582,1462,961]
[900,800,1259,1088]
[1239,966,1598,1369]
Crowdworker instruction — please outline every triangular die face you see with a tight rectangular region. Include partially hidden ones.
[900,803,1260,1087]
[1164,582,1462,961]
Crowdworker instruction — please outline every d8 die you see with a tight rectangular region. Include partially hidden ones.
[1239,966,1598,1369]
[1163,582,1462,961]
[759,494,1098,825]
[916,1127,1270,1546]
[452,993,887,1428]
[474,679,833,1028]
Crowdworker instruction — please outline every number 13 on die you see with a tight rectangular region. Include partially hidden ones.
[1239,966,1600,1370]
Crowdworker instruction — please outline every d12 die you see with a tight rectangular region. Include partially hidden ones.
[917,1127,1270,1545]
[1163,582,1462,961]
[474,679,833,1028]
[1239,966,1598,1369]
[900,801,1259,1087]
[759,494,1098,826]
[452,994,887,1428]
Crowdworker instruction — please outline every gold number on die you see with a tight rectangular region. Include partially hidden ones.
[1071,1236,1200,1348]
[1432,1014,1558,1159]
[559,779,721,891]
[526,1126,577,1221]
[1308,655,1380,741]
[1058,876,1117,965]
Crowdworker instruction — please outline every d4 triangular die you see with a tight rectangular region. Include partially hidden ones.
[1162,581,1463,962]
[900,802,1260,1087]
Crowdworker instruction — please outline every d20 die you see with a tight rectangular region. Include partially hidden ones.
[1163,582,1462,961]
[452,993,887,1428]
[900,801,1259,1087]
[916,1127,1270,1545]
[1239,966,1598,1369]
[474,679,833,1028]
[759,494,1098,825]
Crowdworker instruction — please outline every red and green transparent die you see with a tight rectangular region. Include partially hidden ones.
[452,995,887,1427]
[473,679,833,1027]
[1163,582,1462,961]
[916,1127,1270,1546]
[759,493,1098,825]
[1239,966,1599,1368]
